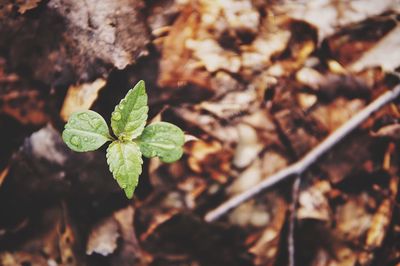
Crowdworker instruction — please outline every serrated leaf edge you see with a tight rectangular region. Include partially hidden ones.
[106,141,143,198]
[110,80,149,140]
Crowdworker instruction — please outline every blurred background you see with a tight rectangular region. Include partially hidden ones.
[0,0,400,265]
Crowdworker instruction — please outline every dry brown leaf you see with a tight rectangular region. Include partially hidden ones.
[158,5,212,88]
[350,25,400,72]
[177,176,208,209]
[228,159,262,195]
[17,0,42,14]
[334,192,375,243]
[138,192,184,242]
[325,13,397,68]
[319,133,373,184]
[233,124,263,169]
[312,98,366,132]
[274,108,321,157]
[0,89,49,125]
[186,140,231,183]
[86,217,119,256]
[58,209,79,266]
[111,206,152,266]
[371,123,400,140]
[60,78,106,121]
[249,194,288,265]
[0,166,9,188]
[277,0,399,41]
[0,252,48,266]
[297,180,331,221]
[200,88,258,120]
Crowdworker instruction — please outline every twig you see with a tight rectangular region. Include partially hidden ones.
[205,84,400,222]
[288,176,301,266]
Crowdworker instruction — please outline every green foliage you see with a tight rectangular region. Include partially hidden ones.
[138,122,185,163]
[62,80,184,198]
[106,141,142,199]
[62,110,112,152]
[111,80,148,140]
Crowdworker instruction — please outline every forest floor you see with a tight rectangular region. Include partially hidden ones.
[0,0,400,266]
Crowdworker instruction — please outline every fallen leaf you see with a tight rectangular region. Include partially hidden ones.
[86,217,119,256]
[249,194,287,265]
[111,206,152,266]
[0,89,49,125]
[350,25,400,72]
[17,0,42,14]
[278,0,399,41]
[60,79,106,121]
[233,124,263,169]
[297,180,331,221]
[371,123,400,140]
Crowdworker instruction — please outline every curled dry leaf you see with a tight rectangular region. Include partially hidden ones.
[16,0,42,14]
[297,180,331,221]
[325,12,397,67]
[273,108,322,157]
[186,39,241,73]
[0,166,9,189]
[200,87,259,120]
[233,124,263,169]
[186,140,232,184]
[359,172,399,264]
[350,25,400,72]
[86,217,119,256]
[0,252,48,266]
[228,199,270,227]
[87,206,151,263]
[311,98,366,132]
[319,132,373,184]
[111,206,151,266]
[0,88,49,125]
[228,159,262,195]
[248,194,288,265]
[277,0,399,41]
[371,123,400,140]
[334,192,375,243]
[60,79,106,122]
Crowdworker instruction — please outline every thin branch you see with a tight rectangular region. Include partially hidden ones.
[204,84,400,222]
[288,176,301,266]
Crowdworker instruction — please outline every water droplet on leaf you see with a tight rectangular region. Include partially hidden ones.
[70,136,81,147]
[78,113,90,120]
[84,137,89,142]
[112,112,121,121]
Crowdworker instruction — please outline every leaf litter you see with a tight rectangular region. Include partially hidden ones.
[0,0,400,265]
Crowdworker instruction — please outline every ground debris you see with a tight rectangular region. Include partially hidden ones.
[1,1,400,265]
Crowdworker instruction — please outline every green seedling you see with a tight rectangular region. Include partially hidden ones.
[62,80,185,198]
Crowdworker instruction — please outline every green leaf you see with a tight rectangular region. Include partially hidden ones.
[106,141,143,198]
[137,122,185,163]
[62,110,112,152]
[111,80,148,141]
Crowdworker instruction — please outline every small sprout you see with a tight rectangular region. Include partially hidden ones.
[62,80,185,198]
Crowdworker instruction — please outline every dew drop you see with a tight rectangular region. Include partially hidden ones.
[78,113,90,120]
[83,137,89,142]
[92,119,101,129]
[112,111,121,121]
[70,136,80,147]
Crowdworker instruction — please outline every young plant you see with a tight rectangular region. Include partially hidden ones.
[62,80,185,198]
